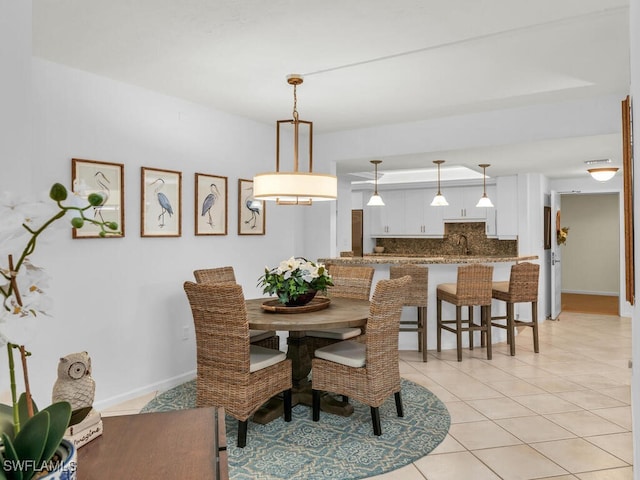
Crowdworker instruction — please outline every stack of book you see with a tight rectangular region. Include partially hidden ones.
[64,409,103,449]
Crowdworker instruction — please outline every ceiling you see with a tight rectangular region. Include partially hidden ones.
[32,0,630,180]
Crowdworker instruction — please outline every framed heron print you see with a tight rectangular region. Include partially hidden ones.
[141,167,182,237]
[71,158,125,239]
[238,178,265,235]
[195,173,227,235]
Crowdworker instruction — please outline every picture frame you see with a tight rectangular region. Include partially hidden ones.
[141,167,182,237]
[195,173,228,236]
[543,206,551,250]
[238,178,265,235]
[622,95,635,305]
[71,158,125,238]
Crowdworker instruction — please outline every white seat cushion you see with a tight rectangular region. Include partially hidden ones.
[249,329,277,342]
[306,327,362,340]
[314,340,366,368]
[249,345,286,373]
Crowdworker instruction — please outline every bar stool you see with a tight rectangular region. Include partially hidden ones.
[436,264,494,362]
[491,262,540,356]
[390,265,429,362]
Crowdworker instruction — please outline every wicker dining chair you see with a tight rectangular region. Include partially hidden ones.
[183,281,292,448]
[491,262,540,356]
[194,266,280,350]
[311,275,411,436]
[306,265,375,354]
[390,264,429,362]
[436,264,494,362]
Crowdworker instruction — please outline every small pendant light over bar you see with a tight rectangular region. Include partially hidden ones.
[430,160,449,206]
[476,164,494,207]
[253,74,337,205]
[366,160,385,206]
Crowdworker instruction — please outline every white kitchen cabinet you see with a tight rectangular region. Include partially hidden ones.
[496,175,518,239]
[404,189,444,235]
[368,190,405,235]
[443,185,489,220]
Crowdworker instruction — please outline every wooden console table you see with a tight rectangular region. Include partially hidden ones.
[77,407,228,479]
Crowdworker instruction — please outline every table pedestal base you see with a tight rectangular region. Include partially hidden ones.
[252,378,354,424]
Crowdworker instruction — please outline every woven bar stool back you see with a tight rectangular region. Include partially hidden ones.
[491,262,540,356]
[436,264,494,362]
[193,266,279,350]
[183,281,292,448]
[390,265,429,362]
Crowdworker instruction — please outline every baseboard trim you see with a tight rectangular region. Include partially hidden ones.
[93,370,197,411]
[562,290,619,296]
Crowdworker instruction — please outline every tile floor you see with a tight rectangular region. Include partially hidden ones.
[102,311,633,480]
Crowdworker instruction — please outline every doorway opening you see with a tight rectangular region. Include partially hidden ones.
[559,193,620,316]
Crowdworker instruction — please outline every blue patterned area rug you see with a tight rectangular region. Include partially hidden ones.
[142,378,450,480]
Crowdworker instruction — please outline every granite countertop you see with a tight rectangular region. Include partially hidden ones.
[318,254,538,265]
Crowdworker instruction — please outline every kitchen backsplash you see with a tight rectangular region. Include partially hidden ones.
[376,222,517,256]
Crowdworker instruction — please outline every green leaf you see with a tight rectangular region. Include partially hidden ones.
[12,410,49,480]
[49,183,67,202]
[69,406,91,426]
[0,405,16,441]
[17,394,38,428]
[2,433,23,480]
[39,402,71,466]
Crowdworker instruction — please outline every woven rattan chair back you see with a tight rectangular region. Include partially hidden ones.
[454,264,494,306]
[365,275,412,373]
[311,275,412,436]
[507,262,539,302]
[183,281,292,447]
[326,265,374,300]
[193,266,236,284]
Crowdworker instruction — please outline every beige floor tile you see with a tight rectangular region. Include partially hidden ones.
[591,406,632,430]
[473,444,569,480]
[434,378,503,401]
[524,376,587,393]
[512,393,582,414]
[556,390,626,410]
[495,415,575,443]
[466,397,535,419]
[575,466,633,480]
[448,420,522,450]
[544,410,626,437]
[569,374,629,390]
[414,451,500,480]
[487,378,547,396]
[444,401,486,423]
[430,434,466,454]
[531,438,627,473]
[368,463,426,480]
[536,476,578,480]
[598,386,632,404]
[585,432,634,464]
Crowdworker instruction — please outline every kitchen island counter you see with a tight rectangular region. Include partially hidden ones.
[319,254,538,265]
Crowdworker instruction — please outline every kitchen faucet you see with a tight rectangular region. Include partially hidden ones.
[457,234,470,255]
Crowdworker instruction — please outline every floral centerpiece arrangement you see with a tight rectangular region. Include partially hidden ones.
[557,226,569,245]
[258,257,333,306]
[0,183,118,480]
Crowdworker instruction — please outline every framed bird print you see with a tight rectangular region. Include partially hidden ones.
[71,158,125,239]
[141,167,182,237]
[195,173,227,235]
[238,178,265,235]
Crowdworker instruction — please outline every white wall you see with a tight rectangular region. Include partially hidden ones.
[2,57,305,409]
[560,194,620,295]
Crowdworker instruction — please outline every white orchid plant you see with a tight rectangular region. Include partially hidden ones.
[258,257,333,305]
[0,182,118,477]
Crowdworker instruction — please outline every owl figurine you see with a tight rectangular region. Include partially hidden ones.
[52,351,96,412]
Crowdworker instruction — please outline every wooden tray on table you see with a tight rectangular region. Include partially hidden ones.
[261,297,331,313]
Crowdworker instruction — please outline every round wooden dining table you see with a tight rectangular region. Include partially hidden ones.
[245,296,370,423]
